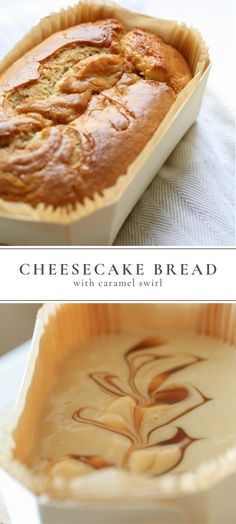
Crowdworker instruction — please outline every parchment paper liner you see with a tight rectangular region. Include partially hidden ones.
[0,0,210,225]
[1,303,236,503]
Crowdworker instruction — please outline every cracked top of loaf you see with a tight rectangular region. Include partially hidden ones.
[0,19,192,208]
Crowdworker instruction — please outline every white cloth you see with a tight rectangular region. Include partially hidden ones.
[0,0,234,245]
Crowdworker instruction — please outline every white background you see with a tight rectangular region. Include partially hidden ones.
[0,248,235,301]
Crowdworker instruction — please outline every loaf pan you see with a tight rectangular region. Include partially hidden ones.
[0,1,210,245]
[1,303,236,523]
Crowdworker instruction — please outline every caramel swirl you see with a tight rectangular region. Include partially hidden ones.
[71,337,210,476]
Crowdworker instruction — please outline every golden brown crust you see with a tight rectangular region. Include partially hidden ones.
[121,28,192,94]
[0,19,123,92]
[0,19,192,209]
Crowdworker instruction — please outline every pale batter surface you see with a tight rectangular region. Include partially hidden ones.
[30,332,236,484]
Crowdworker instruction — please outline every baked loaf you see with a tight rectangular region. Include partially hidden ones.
[0,19,192,208]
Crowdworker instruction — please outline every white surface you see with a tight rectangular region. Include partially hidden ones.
[0,0,234,246]
[0,341,30,524]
